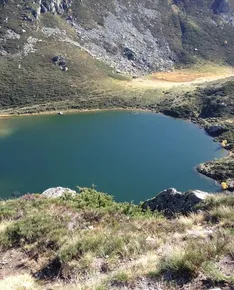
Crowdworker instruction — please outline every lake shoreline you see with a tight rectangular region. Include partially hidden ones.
[0,107,154,118]
[0,106,232,191]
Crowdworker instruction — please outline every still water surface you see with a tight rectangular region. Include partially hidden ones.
[0,111,227,202]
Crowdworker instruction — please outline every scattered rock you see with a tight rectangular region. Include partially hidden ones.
[142,188,209,217]
[21,37,40,56]
[5,29,20,40]
[40,5,48,13]
[42,187,76,198]
[52,55,68,71]
[31,8,40,19]
[123,47,136,61]
[23,15,33,22]
[52,55,59,63]
[58,60,66,67]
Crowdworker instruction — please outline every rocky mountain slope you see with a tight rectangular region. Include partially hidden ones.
[0,0,234,111]
[1,0,234,75]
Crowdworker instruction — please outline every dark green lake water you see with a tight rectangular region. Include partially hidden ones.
[0,111,227,202]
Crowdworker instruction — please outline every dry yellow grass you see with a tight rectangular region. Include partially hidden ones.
[123,64,234,90]
[1,190,234,289]
[0,221,12,233]
[0,274,38,290]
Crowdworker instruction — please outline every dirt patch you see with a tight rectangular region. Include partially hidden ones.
[0,249,29,280]
[218,256,234,277]
[151,71,211,82]
[125,66,234,89]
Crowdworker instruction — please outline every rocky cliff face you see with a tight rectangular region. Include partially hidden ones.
[1,0,234,75]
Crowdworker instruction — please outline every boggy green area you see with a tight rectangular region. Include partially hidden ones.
[0,111,227,200]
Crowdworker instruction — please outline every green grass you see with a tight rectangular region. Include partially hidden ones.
[202,261,234,284]
[110,271,130,286]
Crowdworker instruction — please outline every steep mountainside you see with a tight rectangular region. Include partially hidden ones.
[0,0,234,111]
[68,0,234,73]
[1,0,234,75]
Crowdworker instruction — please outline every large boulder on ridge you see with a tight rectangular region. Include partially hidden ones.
[142,188,209,217]
[42,187,76,198]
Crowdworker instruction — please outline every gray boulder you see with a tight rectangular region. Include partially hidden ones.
[142,188,209,217]
[42,187,76,198]
[52,55,67,71]
[41,5,48,13]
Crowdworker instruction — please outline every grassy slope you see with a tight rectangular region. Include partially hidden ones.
[0,3,136,112]
[166,0,234,66]
[1,189,234,289]
[0,13,170,115]
[1,0,234,114]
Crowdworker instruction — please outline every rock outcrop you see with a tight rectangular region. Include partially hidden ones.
[142,188,209,217]
[197,156,234,183]
[42,187,76,198]
[205,125,228,137]
[211,0,231,14]
[52,55,68,71]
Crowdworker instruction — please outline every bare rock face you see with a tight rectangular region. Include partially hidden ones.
[39,0,72,15]
[42,187,76,198]
[142,188,209,217]
[68,0,174,75]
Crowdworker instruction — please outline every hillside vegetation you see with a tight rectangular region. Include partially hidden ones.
[0,0,234,112]
[1,189,234,289]
[1,2,234,288]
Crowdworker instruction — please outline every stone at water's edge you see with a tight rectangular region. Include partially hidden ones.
[42,187,76,198]
[142,188,209,217]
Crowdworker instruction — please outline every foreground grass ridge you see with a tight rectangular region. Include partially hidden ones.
[1,188,234,289]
